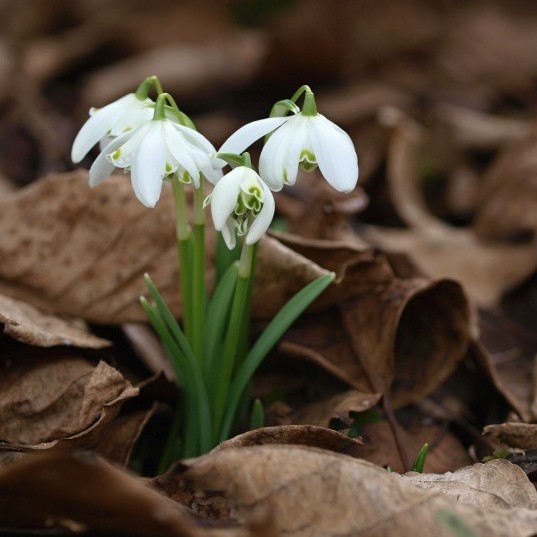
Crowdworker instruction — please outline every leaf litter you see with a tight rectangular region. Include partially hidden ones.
[2,0,537,535]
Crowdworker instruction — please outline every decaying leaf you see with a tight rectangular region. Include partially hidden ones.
[402,459,537,510]
[212,425,361,454]
[484,423,537,451]
[169,445,537,537]
[0,353,137,447]
[0,292,110,348]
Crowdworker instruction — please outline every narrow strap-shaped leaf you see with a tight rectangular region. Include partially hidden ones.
[205,262,239,380]
[219,272,335,441]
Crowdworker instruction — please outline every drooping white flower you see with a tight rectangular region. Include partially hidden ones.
[71,93,154,163]
[219,93,358,193]
[209,166,275,249]
[89,118,223,208]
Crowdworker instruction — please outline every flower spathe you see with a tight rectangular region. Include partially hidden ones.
[71,93,154,163]
[219,104,358,193]
[209,166,275,249]
[89,118,223,208]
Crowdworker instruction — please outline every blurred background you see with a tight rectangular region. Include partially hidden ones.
[3,0,537,317]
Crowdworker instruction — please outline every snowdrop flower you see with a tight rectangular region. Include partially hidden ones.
[71,93,154,163]
[219,88,358,193]
[208,166,275,249]
[89,116,223,208]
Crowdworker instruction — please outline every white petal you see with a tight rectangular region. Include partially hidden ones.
[311,115,358,193]
[259,116,308,190]
[246,181,275,245]
[219,117,291,155]
[174,123,218,154]
[163,122,200,187]
[210,167,243,230]
[221,217,237,250]
[131,123,167,207]
[71,94,134,163]
[88,131,133,187]
[109,96,153,136]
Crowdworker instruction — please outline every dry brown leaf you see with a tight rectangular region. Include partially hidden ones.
[0,451,200,536]
[484,423,537,451]
[346,421,472,474]
[0,171,343,324]
[0,354,137,446]
[213,425,361,455]
[0,292,110,348]
[364,110,537,307]
[280,253,473,408]
[402,459,537,510]
[170,444,537,536]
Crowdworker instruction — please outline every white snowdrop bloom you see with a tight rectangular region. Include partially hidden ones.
[71,93,154,163]
[219,96,358,193]
[89,118,223,208]
[209,166,275,249]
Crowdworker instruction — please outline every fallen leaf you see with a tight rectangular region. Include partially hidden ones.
[169,444,537,536]
[402,459,537,510]
[484,423,537,451]
[0,353,137,446]
[0,292,110,348]
[212,425,361,454]
[0,451,199,536]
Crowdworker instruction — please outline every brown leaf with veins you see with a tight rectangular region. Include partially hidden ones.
[0,171,343,323]
[0,292,110,348]
[0,353,137,446]
[212,425,361,455]
[169,444,537,536]
[0,451,201,536]
[484,423,537,451]
[402,459,537,510]
[281,254,473,408]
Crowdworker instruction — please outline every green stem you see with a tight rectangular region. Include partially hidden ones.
[172,180,193,343]
[135,75,163,99]
[290,84,312,104]
[192,179,206,371]
[211,242,256,441]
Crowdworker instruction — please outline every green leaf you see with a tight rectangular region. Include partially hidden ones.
[206,262,239,378]
[410,443,429,473]
[216,233,241,282]
[219,272,335,441]
[249,398,265,430]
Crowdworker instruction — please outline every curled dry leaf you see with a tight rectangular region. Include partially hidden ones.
[171,445,537,537]
[364,110,537,307]
[0,451,199,537]
[0,354,137,447]
[484,423,537,451]
[279,236,473,408]
[402,459,537,510]
[212,425,361,454]
[0,292,110,348]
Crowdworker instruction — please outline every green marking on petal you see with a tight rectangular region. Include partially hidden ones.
[179,170,191,184]
[299,149,317,173]
[111,148,122,160]
[165,163,172,173]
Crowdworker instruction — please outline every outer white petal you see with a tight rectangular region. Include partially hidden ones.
[174,123,218,154]
[311,115,358,193]
[210,167,243,230]
[88,131,133,187]
[221,217,237,249]
[110,122,152,168]
[71,94,134,163]
[109,96,153,136]
[246,181,275,245]
[162,122,200,187]
[131,122,167,208]
[259,116,309,190]
[219,116,291,155]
